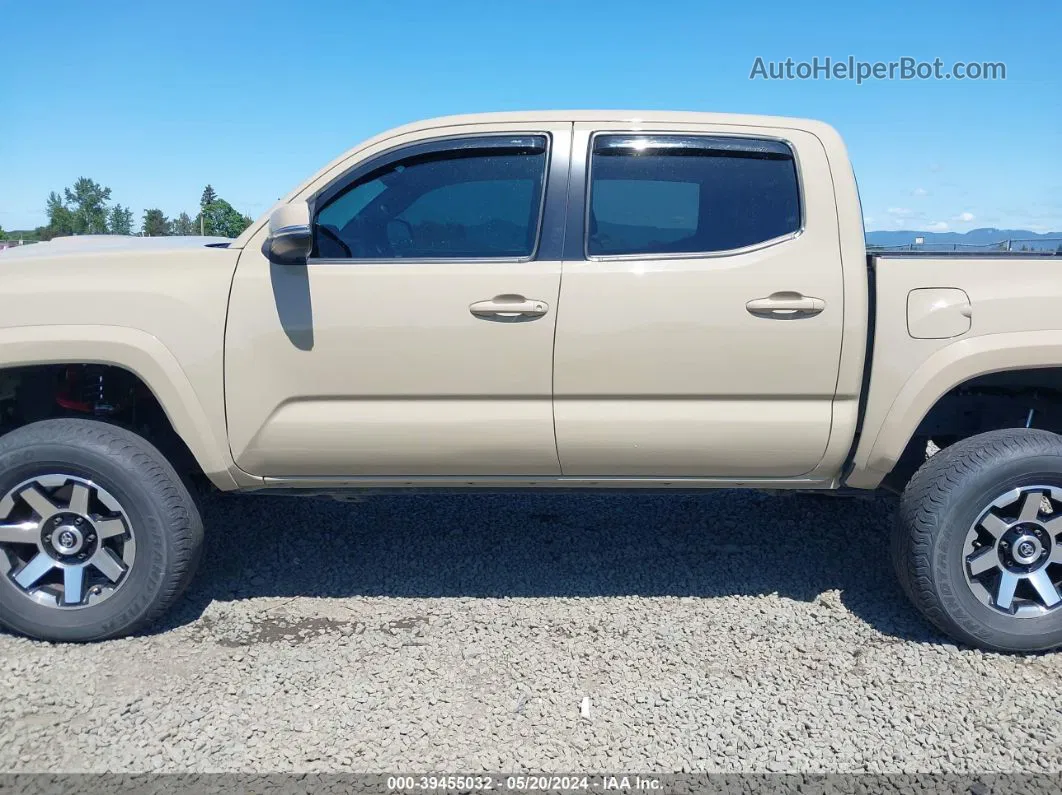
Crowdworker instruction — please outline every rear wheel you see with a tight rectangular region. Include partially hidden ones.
[0,419,202,642]
[894,428,1062,652]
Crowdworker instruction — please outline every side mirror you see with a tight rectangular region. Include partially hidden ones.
[262,202,312,265]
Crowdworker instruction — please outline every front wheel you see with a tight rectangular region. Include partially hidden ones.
[0,419,203,642]
[894,428,1062,652]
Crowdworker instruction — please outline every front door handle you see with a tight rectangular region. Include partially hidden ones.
[746,292,825,319]
[469,295,549,321]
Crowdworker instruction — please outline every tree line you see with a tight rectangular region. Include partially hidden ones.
[0,179,254,242]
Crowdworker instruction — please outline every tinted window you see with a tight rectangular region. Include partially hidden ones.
[587,135,801,256]
[314,136,548,259]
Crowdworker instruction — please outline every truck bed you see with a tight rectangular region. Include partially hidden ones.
[869,249,1061,260]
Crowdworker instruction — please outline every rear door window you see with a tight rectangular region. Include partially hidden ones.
[587,134,801,257]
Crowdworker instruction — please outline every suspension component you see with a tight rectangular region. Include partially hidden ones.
[55,365,134,415]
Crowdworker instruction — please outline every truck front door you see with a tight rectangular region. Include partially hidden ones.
[225,123,571,478]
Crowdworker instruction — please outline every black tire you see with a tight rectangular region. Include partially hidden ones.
[894,428,1062,652]
[0,419,202,642]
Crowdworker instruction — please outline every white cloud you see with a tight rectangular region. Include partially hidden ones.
[883,207,927,228]
[927,221,950,232]
[953,212,976,222]
[912,187,929,197]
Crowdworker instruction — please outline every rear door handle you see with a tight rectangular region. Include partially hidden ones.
[469,295,549,321]
[746,292,825,319]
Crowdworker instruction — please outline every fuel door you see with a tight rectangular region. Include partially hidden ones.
[907,288,972,339]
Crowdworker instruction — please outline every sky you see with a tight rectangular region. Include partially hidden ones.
[1,0,1059,235]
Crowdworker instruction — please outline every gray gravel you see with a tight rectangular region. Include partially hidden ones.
[2,490,1062,773]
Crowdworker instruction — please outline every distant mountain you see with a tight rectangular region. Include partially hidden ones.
[867,227,1062,251]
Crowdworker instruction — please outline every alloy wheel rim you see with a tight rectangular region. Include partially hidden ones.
[964,485,1062,618]
[0,475,135,608]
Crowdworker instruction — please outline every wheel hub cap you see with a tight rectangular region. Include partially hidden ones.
[1012,535,1042,565]
[53,526,83,555]
[964,485,1062,618]
[0,475,135,609]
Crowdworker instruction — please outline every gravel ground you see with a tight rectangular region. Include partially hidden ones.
[2,489,1062,774]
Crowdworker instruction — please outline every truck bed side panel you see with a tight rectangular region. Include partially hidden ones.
[847,255,1062,488]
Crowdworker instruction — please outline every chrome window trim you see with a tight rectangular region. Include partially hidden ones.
[593,135,794,157]
[582,130,806,262]
[271,224,311,237]
[309,255,543,266]
[308,131,557,265]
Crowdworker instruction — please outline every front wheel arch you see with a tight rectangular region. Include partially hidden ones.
[0,323,238,488]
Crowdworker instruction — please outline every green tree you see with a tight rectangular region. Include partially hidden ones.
[197,198,252,238]
[0,226,7,240]
[107,204,134,235]
[170,212,196,235]
[64,177,112,235]
[200,185,218,208]
[40,178,127,239]
[43,191,76,239]
[142,208,170,237]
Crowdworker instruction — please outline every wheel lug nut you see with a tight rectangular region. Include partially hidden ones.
[78,552,87,559]
[74,518,83,525]
[53,517,62,525]
[87,534,96,542]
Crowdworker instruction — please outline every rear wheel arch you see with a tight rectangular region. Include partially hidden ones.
[848,331,1062,489]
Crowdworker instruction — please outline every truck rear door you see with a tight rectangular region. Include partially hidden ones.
[552,122,845,477]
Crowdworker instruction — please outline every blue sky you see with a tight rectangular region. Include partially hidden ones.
[1,0,1059,234]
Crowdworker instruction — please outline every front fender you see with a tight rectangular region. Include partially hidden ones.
[0,324,242,489]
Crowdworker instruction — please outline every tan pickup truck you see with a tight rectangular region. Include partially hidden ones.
[2,111,1062,652]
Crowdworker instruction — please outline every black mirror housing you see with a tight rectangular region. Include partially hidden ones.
[263,225,312,266]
